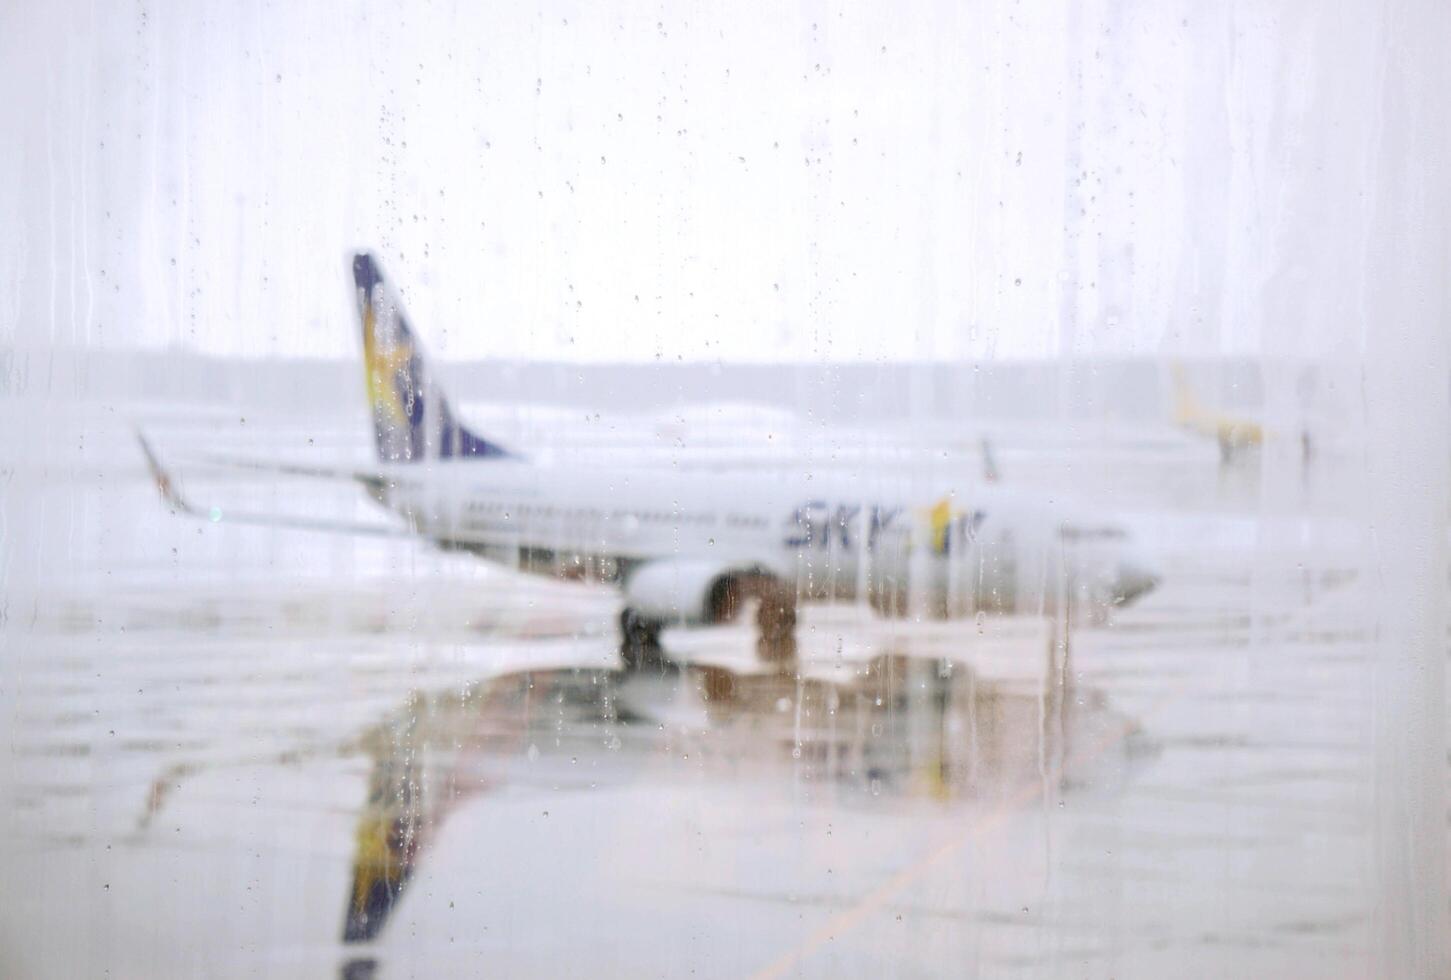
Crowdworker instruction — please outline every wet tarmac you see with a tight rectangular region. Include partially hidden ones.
[0,407,1434,977]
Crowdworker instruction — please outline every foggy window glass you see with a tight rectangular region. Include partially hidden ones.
[2,2,1448,977]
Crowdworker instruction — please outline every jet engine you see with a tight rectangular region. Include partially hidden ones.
[620,559,798,663]
[621,559,779,625]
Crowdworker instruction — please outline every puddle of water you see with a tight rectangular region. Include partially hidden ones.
[340,654,1148,945]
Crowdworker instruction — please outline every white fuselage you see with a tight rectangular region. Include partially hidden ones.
[371,459,1156,618]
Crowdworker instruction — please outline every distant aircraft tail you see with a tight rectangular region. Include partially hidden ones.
[1169,364,1204,427]
[352,252,512,463]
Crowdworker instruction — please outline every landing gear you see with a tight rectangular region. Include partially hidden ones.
[752,581,798,666]
[709,574,799,667]
[618,575,801,672]
[618,608,670,672]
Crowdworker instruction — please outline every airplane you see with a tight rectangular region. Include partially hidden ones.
[1171,363,1298,463]
[138,252,1161,668]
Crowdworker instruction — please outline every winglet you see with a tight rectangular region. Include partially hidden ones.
[136,429,200,516]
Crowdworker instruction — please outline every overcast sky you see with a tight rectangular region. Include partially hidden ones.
[0,0,1400,363]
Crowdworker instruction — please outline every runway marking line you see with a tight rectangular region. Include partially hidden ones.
[745,679,1195,979]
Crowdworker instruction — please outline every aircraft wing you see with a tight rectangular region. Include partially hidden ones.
[136,431,414,539]
[189,449,391,491]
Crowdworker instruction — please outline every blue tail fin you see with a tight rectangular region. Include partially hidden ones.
[352,253,512,463]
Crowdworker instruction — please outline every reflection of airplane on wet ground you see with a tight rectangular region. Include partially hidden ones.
[139,253,1159,666]
[339,650,1151,951]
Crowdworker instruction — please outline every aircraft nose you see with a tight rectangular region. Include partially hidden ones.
[1112,558,1161,606]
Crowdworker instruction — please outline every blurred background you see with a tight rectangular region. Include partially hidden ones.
[1,1,1447,977]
